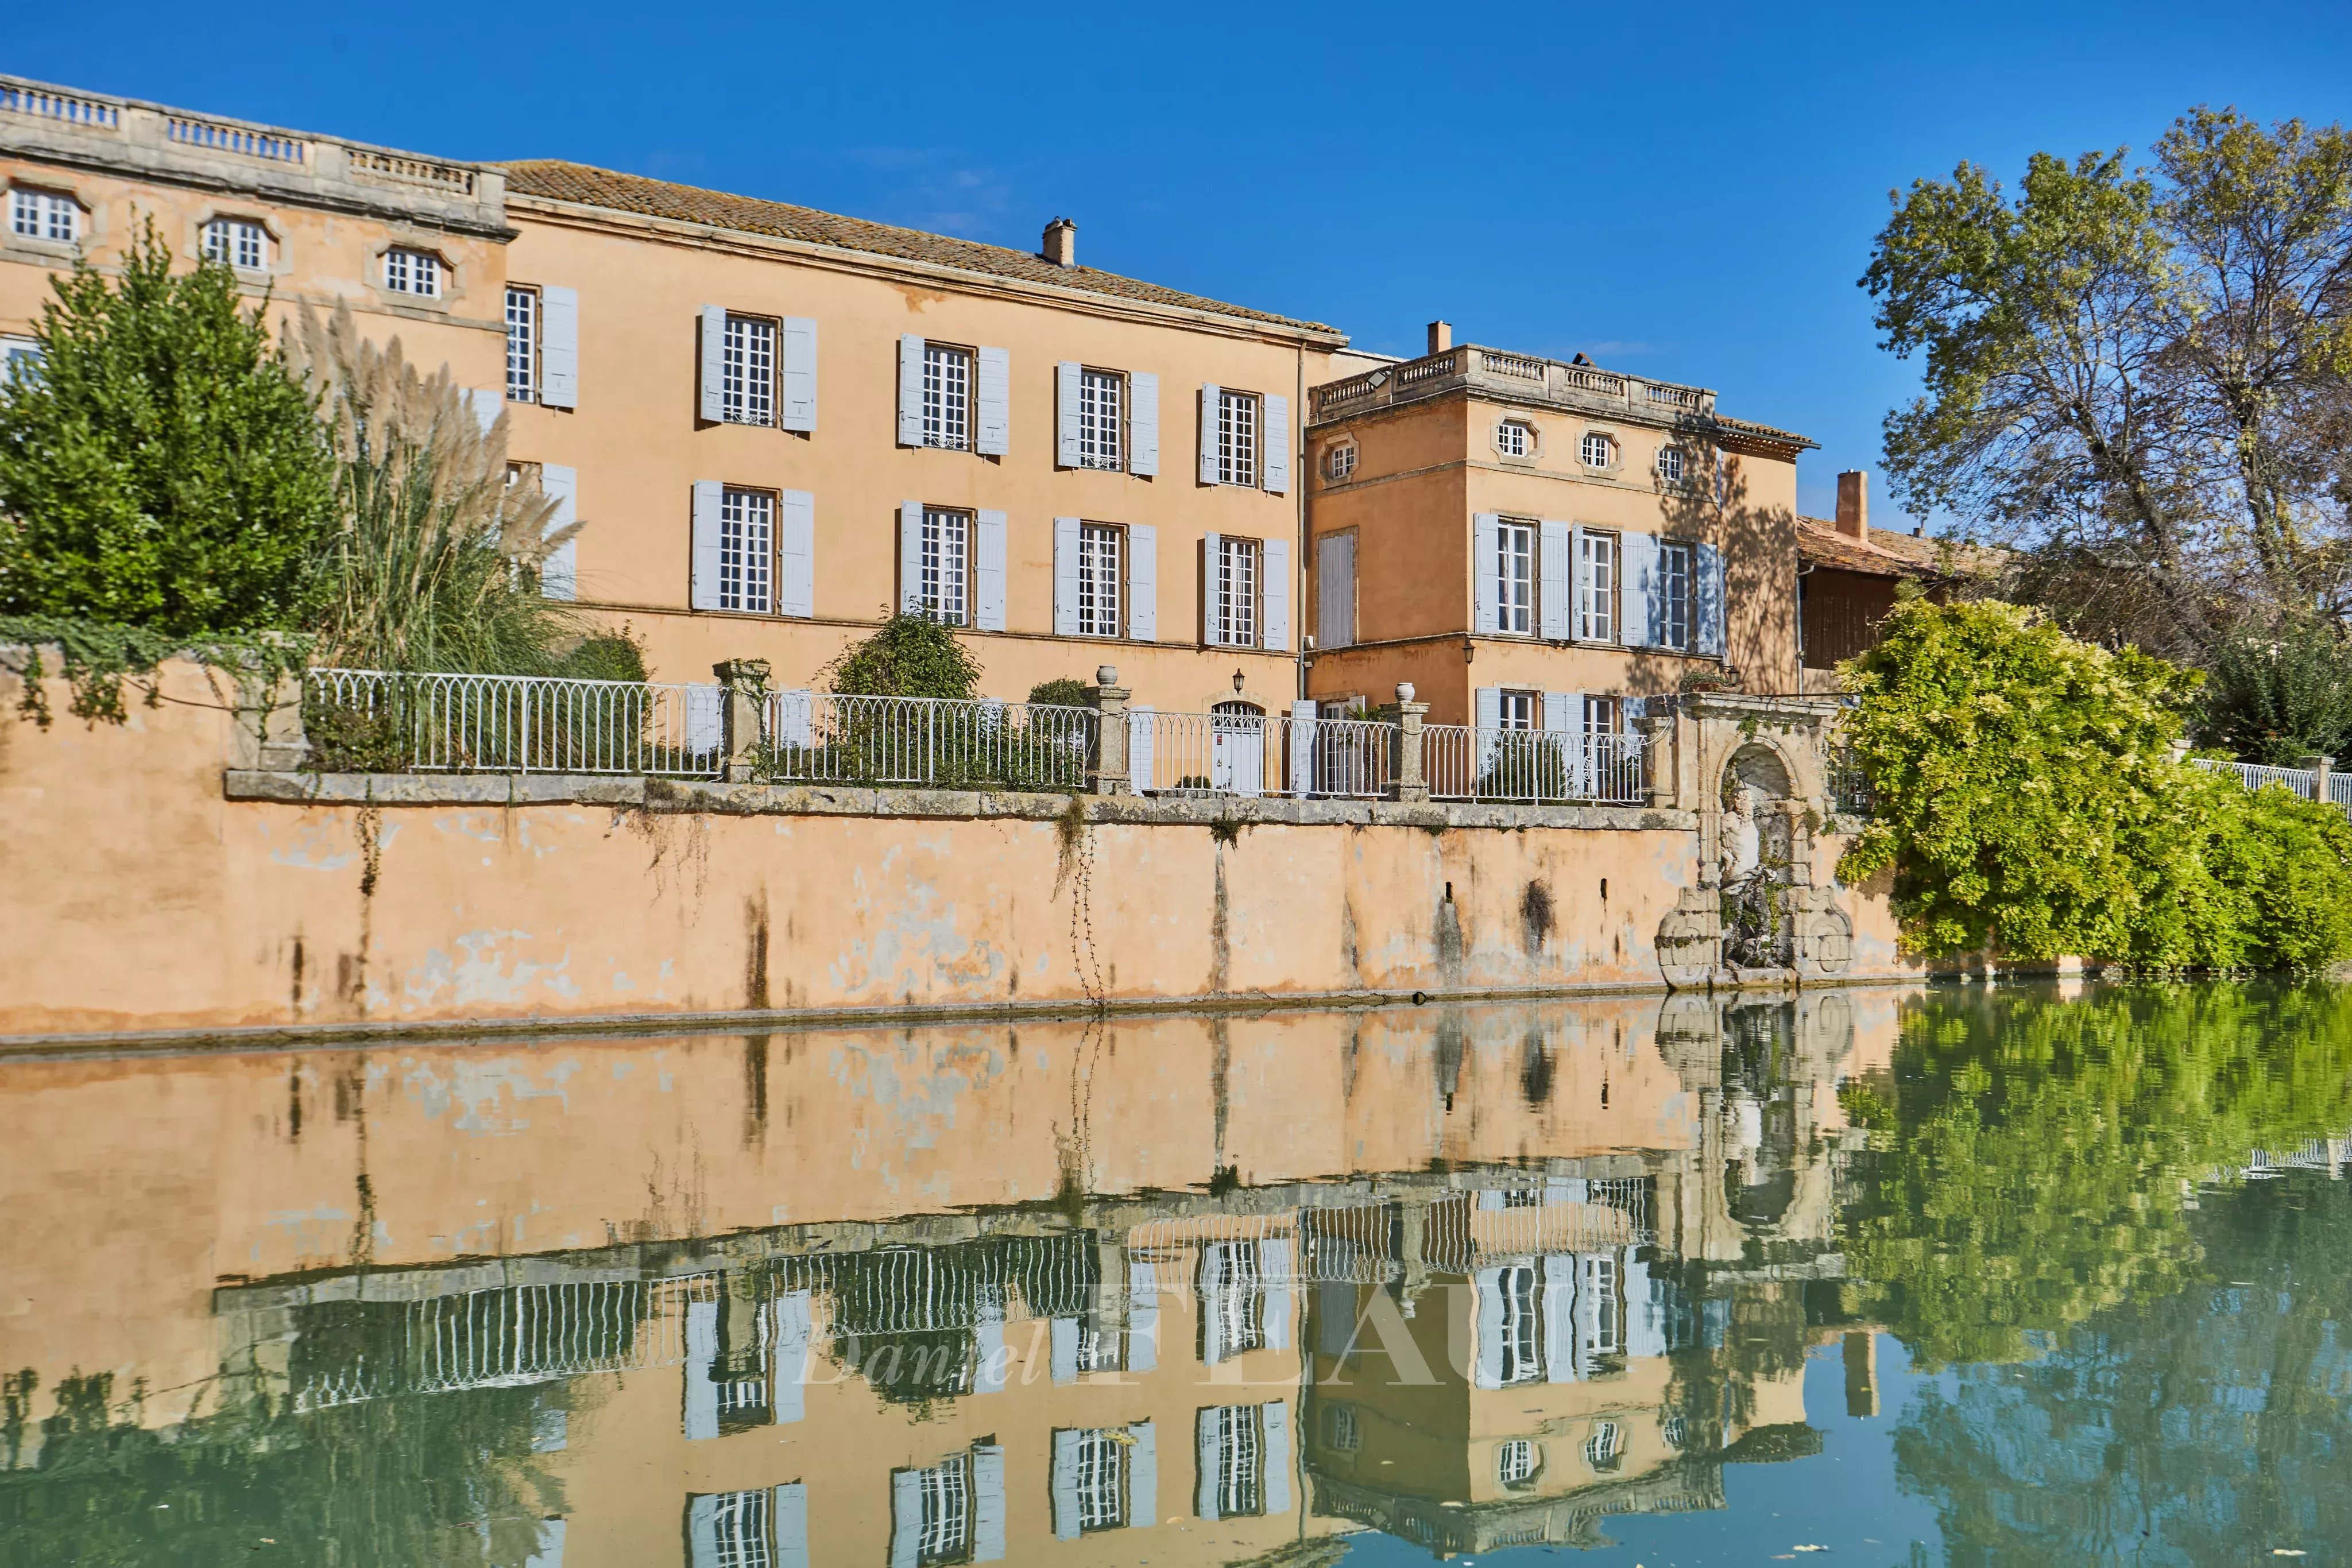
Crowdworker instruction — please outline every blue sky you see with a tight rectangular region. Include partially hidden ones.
[16,0,2352,526]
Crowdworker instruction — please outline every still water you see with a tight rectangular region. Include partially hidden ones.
[3,984,2350,1566]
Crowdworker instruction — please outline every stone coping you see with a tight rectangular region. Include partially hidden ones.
[222,769,1699,833]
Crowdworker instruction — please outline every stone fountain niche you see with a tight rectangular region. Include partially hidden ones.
[1649,695,1858,991]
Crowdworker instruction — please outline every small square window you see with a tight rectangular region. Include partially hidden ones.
[1325,442,1356,482]
[1497,420,1531,458]
[1657,444,1686,483]
[202,218,269,271]
[1580,431,1614,469]
[384,247,443,298]
[9,188,79,243]
[1498,1437,1539,1487]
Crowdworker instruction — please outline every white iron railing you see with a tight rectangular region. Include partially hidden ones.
[1422,724,1649,804]
[761,691,1095,791]
[1127,708,1395,799]
[2190,756,2352,819]
[304,668,725,776]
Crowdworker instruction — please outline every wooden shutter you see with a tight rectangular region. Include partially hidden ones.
[1262,1401,1292,1516]
[1542,692,1576,733]
[690,482,724,610]
[1130,371,1159,475]
[1263,393,1290,493]
[1697,541,1727,656]
[1261,1238,1294,1350]
[974,509,1007,630]
[1127,524,1158,641]
[771,1292,812,1423]
[1196,1408,1223,1520]
[1473,1267,1507,1388]
[899,501,924,614]
[1050,1428,1082,1539]
[975,346,1009,455]
[1539,519,1573,639]
[974,1314,1007,1395]
[1619,531,1659,646]
[1475,686,1502,776]
[1263,537,1291,651]
[1050,1318,1079,1385]
[1053,516,1081,636]
[1198,382,1221,484]
[887,1471,922,1568]
[1317,532,1356,649]
[1127,1422,1158,1527]
[687,1496,722,1568]
[772,1483,810,1568]
[539,464,577,602]
[540,285,578,409]
[1288,699,1317,796]
[698,306,726,423]
[1472,513,1500,634]
[1127,706,1155,793]
[1200,533,1224,645]
[1055,361,1082,467]
[780,316,817,431]
[778,490,815,617]
[1542,1254,1577,1382]
[683,1299,719,1440]
[896,334,924,446]
[972,1446,1007,1562]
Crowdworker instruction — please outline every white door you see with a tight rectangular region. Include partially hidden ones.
[1210,702,1265,796]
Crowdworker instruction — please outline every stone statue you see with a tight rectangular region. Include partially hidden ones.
[1720,786,1761,885]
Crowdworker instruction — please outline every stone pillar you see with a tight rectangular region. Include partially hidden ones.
[1388,683,1430,803]
[231,644,309,772]
[2301,753,2334,807]
[1639,706,1682,810]
[714,659,770,783]
[1088,665,1131,795]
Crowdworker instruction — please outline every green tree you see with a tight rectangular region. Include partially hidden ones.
[0,226,335,635]
[2199,611,2352,762]
[821,610,984,699]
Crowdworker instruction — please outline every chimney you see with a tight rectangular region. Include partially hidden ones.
[1835,470,1869,540]
[1426,320,1452,355]
[1042,217,1077,268]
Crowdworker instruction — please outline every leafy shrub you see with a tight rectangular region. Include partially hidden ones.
[1025,676,1092,709]
[2198,614,2352,765]
[821,610,982,700]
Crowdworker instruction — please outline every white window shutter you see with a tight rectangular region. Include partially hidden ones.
[1050,1428,1082,1540]
[539,464,577,601]
[463,388,501,434]
[1475,685,1503,775]
[1539,519,1573,639]
[1127,524,1157,641]
[1055,361,1082,468]
[975,345,1009,455]
[1473,1266,1507,1388]
[772,1484,810,1568]
[972,1445,1007,1562]
[974,1314,1007,1394]
[1262,1401,1292,1515]
[1697,541,1727,656]
[690,481,724,610]
[1317,532,1356,648]
[1543,692,1576,733]
[1201,532,1223,645]
[1198,382,1221,484]
[683,1299,719,1439]
[1472,513,1500,634]
[540,285,578,409]
[1542,1254,1577,1383]
[698,306,726,423]
[1050,1318,1080,1385]
[1127,1422,1158,1526]
[1620,531,1659,647]
[1263,393,1290,493]
[974,508,1007,630]
[1053,516,1081,636]
[780,316,817,432]
[1263,537,1291,651]
[896,334,925,446]
[1196,1408,1222,1520]
[1128,705,1155,792]
[899,500,924,614]
[771,1292,813,1423]
[888,1471,922,1568]
[688,1496,723,1567]
[777,489,815,617]
[1130,371,1159,475]
[1261,1237,1294,1349]
[1289,699,1317,796]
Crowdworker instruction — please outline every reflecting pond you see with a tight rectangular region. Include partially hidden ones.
[3,983,2351,1566]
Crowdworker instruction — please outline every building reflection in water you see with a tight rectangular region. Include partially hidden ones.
[0,991,1895,1565]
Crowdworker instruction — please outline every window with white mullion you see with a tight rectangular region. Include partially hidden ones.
[1078,522,1123,637]
[722,315,776,426]
[1579,531,1618,642]
[1497,1264,1542,1384]
[923,344,972,450]
[719,489,775,614]
[1497,1437,1538,1487]
[1215,1405,1265,1518]
[705,1488,774,1568]
[1496,691,1536,731]
[1074,1429,1127,1532]
[1496,520,1535,635]
[916,1455,972,1564]
[1079,368,1124,469]
[504,286,538,404]
[202,218,269,271]
[1218,390,1259,486]
[1658,540,1693,651]
[384,247,441,297]
[922,508,971,626]
[9,189,78,242]
[1218,537,1259,648]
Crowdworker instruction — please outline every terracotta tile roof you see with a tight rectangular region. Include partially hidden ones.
[496,161,1342,338]
[1796,516,2004,578]
[1715,414,1818,452]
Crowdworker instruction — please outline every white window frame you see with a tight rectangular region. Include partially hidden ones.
[1,335,41,387]
[1078,522,1123,638]
[922,507,972,626]
[1579,529,1619,642]
[201,216,269,272]
[8,188,79,243]
[1495,519,1535,636]
[1497,1437,1539,1488]
[1496,420,1531,458]
[1323,1402,1361,1452]
[1657,444,1686,483]
[1657,539,1695,652]
[721,313,776,427]
[1074,1428,1128,1532]
[1579,430,1614,470]
[1496,1263,1542,1385]
[504,285,539,404]
[1217,536,1260,648]
[1218,390,1260,487]
[1496,690,1537,731]
[701,1487,773,1567]
[1326,441,1356,482]
[719,488,775,614]
[1585,1420,1624,1472]
[916,1453,973,1563]
[1213,1404,1266,1519]
[1584,694,1622,735]
[922,342,973,450]
[383,247,443,299]
[1583,1254,1620,1357]
[1078,367,1124,470]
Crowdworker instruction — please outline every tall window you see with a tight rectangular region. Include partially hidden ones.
[1657,540,1693,651]
[1218,390,1260,486]
[201,217,268,271]
[922,343,972,450]
[719,489,775,614]
[1496,520,1535,635]
[1204,1241,1268,1360]
[504,287,538,403]
[699,1488,774,1568]
[1078,522,1123,638]
[1210,1405,1266,1518]
[1497,691,1536,731]
[1578,529,1618,642]
[1497,1438,1539,1488]
[1217,537,1259,648]
[722,315,775,426]
[1583,1254,1620,1357]
[1074,1429,1128,1532]
[914,1454,972,1565]
[921,508,972,626]
[8,188,78,242]
[383,247,442,297]
[1496,1264,1542,1385]
[1078,369,1124,469]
